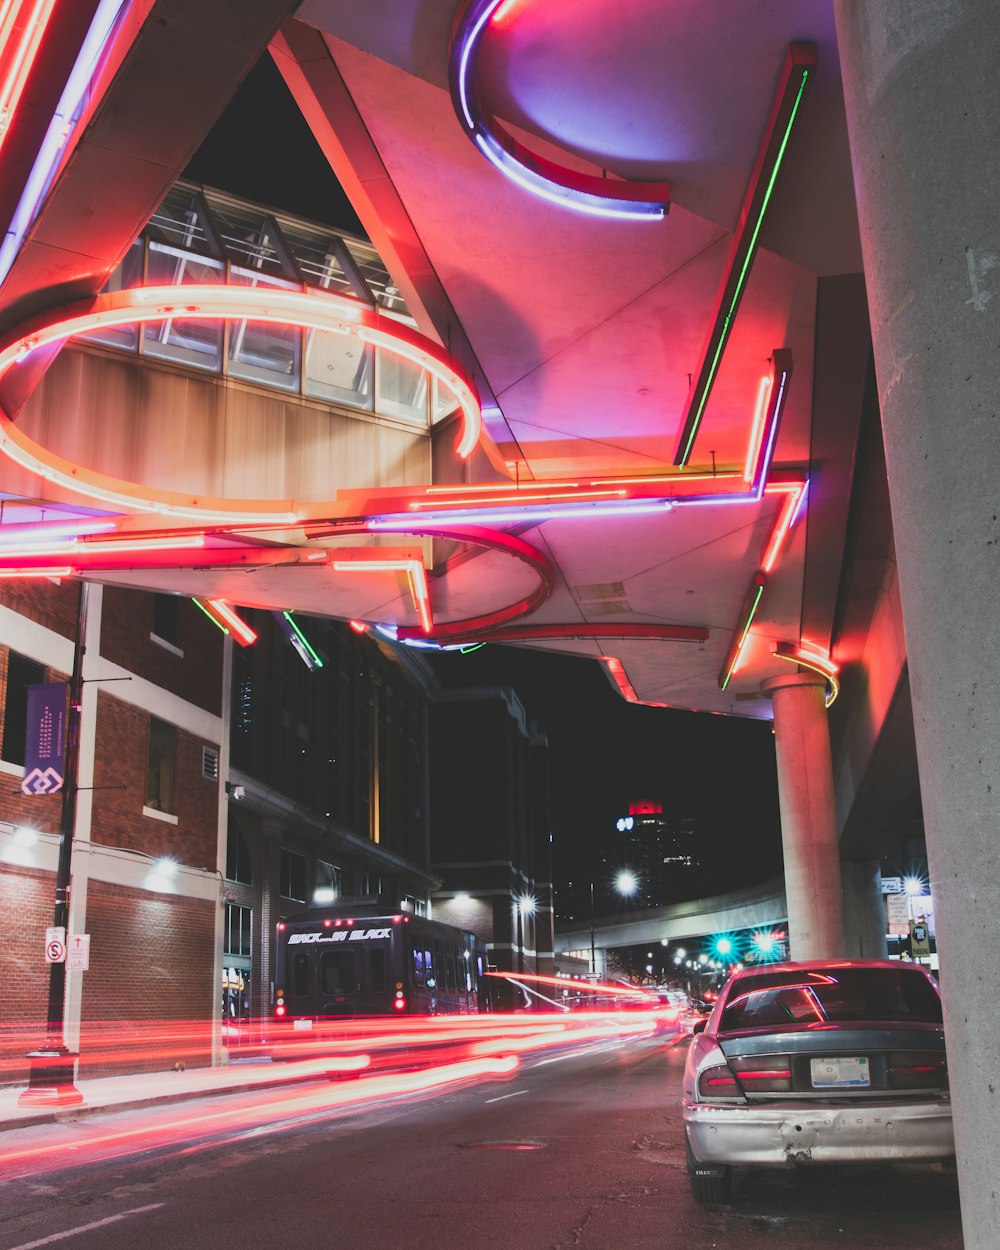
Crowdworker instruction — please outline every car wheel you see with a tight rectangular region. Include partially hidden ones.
[685,1132,733,1204]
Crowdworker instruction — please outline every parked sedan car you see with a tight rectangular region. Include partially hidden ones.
[681,959,953,1203]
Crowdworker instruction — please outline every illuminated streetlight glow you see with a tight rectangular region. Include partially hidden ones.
[615,870,638,897]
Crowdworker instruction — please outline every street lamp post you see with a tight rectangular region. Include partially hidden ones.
[19,582,90,1107]
[589,881,596,976]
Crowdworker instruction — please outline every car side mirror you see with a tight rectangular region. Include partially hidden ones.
[692,1019,707,1034]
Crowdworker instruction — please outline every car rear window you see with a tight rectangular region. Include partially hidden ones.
[719,967,942,1031]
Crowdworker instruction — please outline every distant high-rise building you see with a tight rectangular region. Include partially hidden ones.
[608,801,702,906]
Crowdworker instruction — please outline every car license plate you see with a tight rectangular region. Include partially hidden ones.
[810,1056,870,1087]
[292,1018,314,1031]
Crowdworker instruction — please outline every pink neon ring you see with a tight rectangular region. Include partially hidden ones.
[0,285,482,523]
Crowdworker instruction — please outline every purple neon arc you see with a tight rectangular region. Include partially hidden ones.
[449,0,669,222]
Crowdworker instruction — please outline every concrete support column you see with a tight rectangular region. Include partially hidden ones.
[841,858,888,960]
[761,672,845,959]
[835,5,1000,1245]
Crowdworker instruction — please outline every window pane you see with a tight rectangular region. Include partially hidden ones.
[147,186,220,256]
[343,240,410,314]
[369,949,387,993]
[227,269,301,392]
[226,820,252,884]
[320,950,357,995]
[375,346,427,425]
[280,849,306,901]
[145,717,175,812]
[152,593,180,645]
[1,651,46,765]
[78,239,144,351]
[292,952,310,997]
[208,204,294,279]
[142,242,224,371]
[303,328,373,409]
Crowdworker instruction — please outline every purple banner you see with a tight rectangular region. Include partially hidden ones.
[21,681,67,796]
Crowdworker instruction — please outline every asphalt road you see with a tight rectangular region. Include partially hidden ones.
[0,1030,963,1250]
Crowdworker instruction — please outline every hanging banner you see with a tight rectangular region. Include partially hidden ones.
[21,681,68,796]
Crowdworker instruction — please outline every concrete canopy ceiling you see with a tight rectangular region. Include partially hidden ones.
[0,0,870,720]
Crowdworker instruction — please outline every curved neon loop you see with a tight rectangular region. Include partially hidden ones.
[772,641,840,707]
[0,285,481,522]
[449,0,669,221]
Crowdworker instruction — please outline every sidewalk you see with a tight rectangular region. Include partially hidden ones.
[0,1055,340,1132]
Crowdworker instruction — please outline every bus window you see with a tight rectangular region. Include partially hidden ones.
[369,948,387,993]
[446,950,457,991]
[320,949,358,995]
[411,940,425,986]
[425,948,435,988]
[293,951,310,997]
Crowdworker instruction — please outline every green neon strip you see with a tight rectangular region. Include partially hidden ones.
[679,69,809,466]
[720,584,764,691]
[459,642,486,654]
[283,611,324,667]
[193,597,229,635]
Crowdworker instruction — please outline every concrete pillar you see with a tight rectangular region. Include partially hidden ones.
[761,672,845,959]
[841,858,888,959]
[834,4,1000,1244]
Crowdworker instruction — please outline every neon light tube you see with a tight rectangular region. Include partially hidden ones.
[0,533,206,561]
[450,0,670,221]
[193,596,228,635]
[276,611,324,670]
[0,0,128,289]
[743,376,773,482]
[425,480,581,494]
[719,572,767,691]
[206,600,257,646]
[0,518,117,545]
[674,45,815,466]
[0,284,482,518]
[193,598,257,646]
[0,0,59,158]
[761,481,807,573]
[772,641,840,707]
[370,498,674,528]
[406,562,433,634]
[409,488,624,510]
[0,565,72,578]
[331,554,433,634]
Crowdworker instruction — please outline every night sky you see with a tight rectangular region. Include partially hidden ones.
[185,54,784,896]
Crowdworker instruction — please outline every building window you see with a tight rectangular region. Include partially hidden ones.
[313,859,339,905]
[280,849,307,902]
[226,819,253,884]
[145,717,175,812]
[152,594,180,647]
[1,651,46,766]
[224,904,252,959]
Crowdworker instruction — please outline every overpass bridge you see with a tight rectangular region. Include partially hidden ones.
[554,879,787,971]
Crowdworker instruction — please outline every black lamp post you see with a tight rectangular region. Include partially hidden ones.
[19,583,89,1106]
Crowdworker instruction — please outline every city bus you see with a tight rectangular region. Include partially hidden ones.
[273,902,492,1028]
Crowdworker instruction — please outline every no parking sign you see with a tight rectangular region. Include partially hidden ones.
[45,926,66,963]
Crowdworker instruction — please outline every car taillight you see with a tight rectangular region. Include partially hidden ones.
[697,1063,741,1099]
[732,1054,793,1093]
[888,1052,948,1090]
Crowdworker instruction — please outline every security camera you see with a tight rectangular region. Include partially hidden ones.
[226,783,246,800]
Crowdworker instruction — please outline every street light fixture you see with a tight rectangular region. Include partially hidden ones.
[589,870,641,976]
[615,869,638,897]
